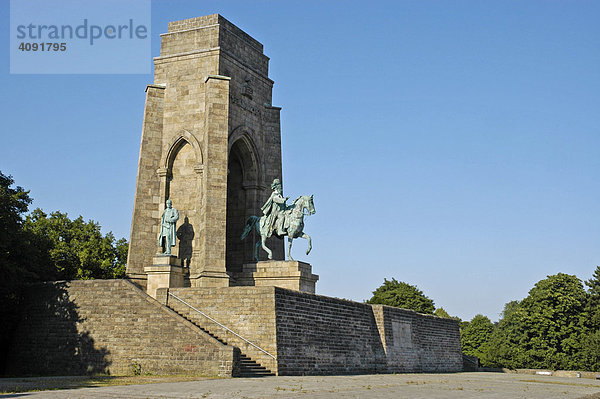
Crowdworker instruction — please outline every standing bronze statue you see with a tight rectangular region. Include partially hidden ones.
[242,179,315,261]
[158,199,179,255]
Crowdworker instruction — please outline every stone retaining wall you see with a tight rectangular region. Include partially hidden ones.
[275,289,462,375]
[6,280,236,377]
[372,304,463,373]
[163,286,462,376]
[6,280,461,377]
[274,288,387,375]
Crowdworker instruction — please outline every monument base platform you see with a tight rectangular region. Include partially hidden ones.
[233,260,319,293]
[144,255,184,299]
[10,280,462,377]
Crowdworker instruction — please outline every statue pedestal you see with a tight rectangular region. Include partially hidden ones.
[189,270,231,288]
[144,255,185,299]
[234,261,319,293]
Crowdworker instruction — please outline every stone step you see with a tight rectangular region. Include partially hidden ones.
[240,363,268,371]
[169,305,275,377]
[239,361,266,366]
[238,354,274,377]
[237,373,274,378]
[176,313,228,345]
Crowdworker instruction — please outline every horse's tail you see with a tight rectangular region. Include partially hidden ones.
[241,216,260,240]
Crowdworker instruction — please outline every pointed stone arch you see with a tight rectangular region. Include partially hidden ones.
[227,128,263,273]
[228,126,262,187]
[155,130,203,266]
[163,130,204,174]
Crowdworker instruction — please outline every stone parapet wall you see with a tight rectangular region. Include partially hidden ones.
[274,288,387,375]
[6,280,236,377]
[163,286,462,376]
[371,305,463,373]
[276,292,462,375]
[6,280,461,377]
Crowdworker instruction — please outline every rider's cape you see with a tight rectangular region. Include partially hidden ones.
[260,191,286,238]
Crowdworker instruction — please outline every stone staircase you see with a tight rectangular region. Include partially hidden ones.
[169,306,275,377]
[238,354,275,377]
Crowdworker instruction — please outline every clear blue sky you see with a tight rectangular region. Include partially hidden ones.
[1,0,599,321]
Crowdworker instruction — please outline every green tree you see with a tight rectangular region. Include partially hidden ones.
[478,301,522,368]
[586,266,600,297]
[585,266,600,329]
[434,307,451,318]
[580,330,600,372]
[23,209,127,280]
[581,266,600,371]
[367,278,435,314]
[434,307,462,322]
[0,170,129,374]
[482,273,587,370]
[500,300,520,320]
[0,171,33,284]
[0,172,48,374]
[461,314,495,360]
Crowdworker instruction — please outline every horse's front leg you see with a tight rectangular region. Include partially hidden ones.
[254,240,260,261]
[262,235,273,260]
[287,237,295,261]
[302,233,312,255]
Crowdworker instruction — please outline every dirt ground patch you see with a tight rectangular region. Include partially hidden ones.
[0,375,213,394]
[1,372,600,398]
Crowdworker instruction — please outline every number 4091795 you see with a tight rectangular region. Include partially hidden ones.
[18,42,66,51]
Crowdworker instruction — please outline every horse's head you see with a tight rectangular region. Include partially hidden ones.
[292,195,316,215]
[306,194,315,215]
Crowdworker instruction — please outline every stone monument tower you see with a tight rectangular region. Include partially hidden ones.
[6,16,461,379]
[126,15,284,289]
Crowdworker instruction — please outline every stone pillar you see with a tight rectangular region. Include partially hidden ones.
[144,255,185,299]
[234,261,319,293]
[126,84,165,289]
[190,75,231,288]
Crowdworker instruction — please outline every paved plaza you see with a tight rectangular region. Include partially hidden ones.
[2,372,600,399]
